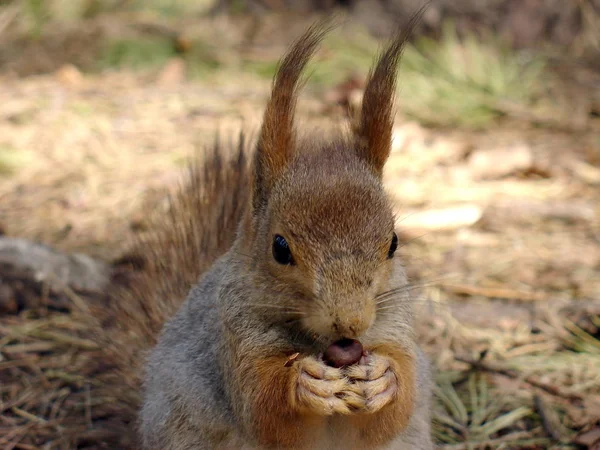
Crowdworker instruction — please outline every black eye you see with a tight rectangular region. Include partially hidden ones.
[387,232,398,259]
[273,235,294,265]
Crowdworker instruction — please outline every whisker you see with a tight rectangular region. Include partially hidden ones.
[376,305,402,311]
[377,299,453,313]
[377,297,450,310]
[247,303,302,309]
[397,232,430,250]
[375,283,411,299]
[234,251,256,260]
[283,318,305,325]
[375,275,460,302]
[375,283,436,302]
[247,304,307,315]
[376,297,400,305]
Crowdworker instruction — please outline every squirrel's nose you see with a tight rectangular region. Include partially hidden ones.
[333,314,372,339]
[303,291,376,340]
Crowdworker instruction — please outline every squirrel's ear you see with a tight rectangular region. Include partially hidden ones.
[253,20,331,210]
[354,9,424,177]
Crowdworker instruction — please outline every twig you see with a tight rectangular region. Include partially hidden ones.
[85,382,92,429]
[439,430,550,449]
[28,330,99,351]
[2,342,56,355]
[492,98,589,133]
[443,284,543,302]
[10,407,47,424]
[455,355,584,402]
[534,394,567,441]
[0,3,19,37]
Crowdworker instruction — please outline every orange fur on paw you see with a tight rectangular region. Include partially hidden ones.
[251,355,322,448]
[346,343,416,446]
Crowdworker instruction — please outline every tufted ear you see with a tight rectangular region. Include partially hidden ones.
[354,9,425,177]
[253,20,332,211]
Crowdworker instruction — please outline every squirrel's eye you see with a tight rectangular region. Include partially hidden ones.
[273,235,294,265]
[387,232,398,259]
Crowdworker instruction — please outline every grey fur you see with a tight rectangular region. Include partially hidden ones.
[140,12,433,450]
[141,251,433,449]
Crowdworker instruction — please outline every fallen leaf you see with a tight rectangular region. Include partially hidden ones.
[482,200,596,225]
[55,64,83,87]
[157,57,187,85]
[391,122,427,153]
[574,427,600,448]
[468,143,533,180]
[569,159,600,185]
[323,74,364,109]
[396,205,483,232]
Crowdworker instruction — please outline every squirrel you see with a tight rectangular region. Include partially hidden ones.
[99,11,433,450]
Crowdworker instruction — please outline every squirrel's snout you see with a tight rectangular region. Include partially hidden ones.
[332,315,371,339]
[304,297,376,340]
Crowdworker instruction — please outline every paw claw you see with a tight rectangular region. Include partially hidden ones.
[292,353,399,415]
[301,356,343,380]
[337,390,366,410]
[364,384,396,412]
[361,369,394,398]
[345,354,398,414]
[294,356,355,415]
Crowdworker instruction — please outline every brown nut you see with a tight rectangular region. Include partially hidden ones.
[323,339,364,368]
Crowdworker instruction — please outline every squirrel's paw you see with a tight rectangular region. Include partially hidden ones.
[345,353,397,414]
[293,356,363,415]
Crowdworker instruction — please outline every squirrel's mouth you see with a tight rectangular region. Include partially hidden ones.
[322,338,364,368]
[283,319,366,368]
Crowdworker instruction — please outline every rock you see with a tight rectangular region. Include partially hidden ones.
[0,237,110,293]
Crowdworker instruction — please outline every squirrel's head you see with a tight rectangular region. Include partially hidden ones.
[241,16,421,343]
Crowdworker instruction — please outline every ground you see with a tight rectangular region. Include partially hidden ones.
[0,6,599,450]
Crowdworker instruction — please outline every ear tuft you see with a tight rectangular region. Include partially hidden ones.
[355,7,426,177]
[253,19,334,210]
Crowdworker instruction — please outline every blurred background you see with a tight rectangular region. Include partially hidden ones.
[0,1,599,449]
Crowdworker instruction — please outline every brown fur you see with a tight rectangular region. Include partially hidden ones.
[92,135,253,442]
[356,8,425,176]
[251,355,322,448]
[254,19,333,210]
[111,135,251,343]
[349,344,417,446]
[95,10,432,450]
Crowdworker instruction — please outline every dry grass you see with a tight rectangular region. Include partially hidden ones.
[1,9,600,450]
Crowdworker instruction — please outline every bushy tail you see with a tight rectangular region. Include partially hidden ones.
[89,133,252,447]
[108,134,251,347]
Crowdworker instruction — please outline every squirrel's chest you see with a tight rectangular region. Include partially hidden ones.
[317,418,417,450]
[229,419,408,450]
[303,418,398,450]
